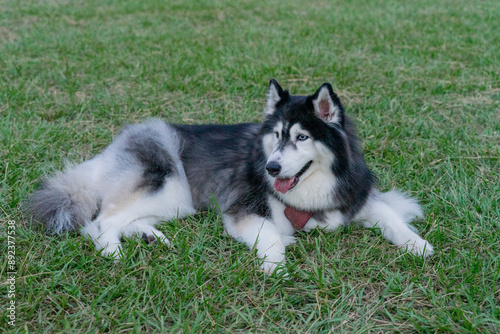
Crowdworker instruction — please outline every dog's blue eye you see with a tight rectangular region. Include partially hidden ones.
[297,134,309,141]
[274,131,279,138]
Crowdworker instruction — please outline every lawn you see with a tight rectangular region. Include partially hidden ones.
[1,0,499,332]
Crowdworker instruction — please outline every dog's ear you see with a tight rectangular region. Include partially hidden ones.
[311,83,344,126]
[265,79,284,116]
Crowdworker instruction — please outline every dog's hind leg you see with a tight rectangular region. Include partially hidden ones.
[82,220,123,259]
[83,174,195,259]
[223,214,289,275]
[122,217,171,247]
[356,190,434,257]
[80,121,196,258]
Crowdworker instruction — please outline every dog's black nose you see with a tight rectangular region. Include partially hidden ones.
[266,161,281,177]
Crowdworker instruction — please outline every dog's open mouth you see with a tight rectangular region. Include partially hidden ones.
[274,161,313,194]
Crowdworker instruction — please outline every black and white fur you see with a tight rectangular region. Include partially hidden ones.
[28,80,433,273]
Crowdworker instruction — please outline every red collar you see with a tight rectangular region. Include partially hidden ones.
[284,206,315,230]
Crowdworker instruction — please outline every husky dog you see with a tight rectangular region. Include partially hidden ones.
[28,80,433,273]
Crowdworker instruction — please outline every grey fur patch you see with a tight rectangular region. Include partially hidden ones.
[91,199,102,221]
[125,133,175,193]
[173,123,269,217]
[312,211,326,223]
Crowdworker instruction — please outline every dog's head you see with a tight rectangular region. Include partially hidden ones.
[261,79,350,198]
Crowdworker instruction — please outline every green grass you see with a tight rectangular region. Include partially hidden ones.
[1,0,499,332]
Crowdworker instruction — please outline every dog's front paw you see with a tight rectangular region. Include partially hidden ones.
[261,260,288,278]
[141,232,171,247]
[282,235,297,247]
[401,238,434,258]
[259,248,288,277]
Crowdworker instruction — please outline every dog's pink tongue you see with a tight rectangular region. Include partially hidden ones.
[284,206,314,230]
[274,178,294,194]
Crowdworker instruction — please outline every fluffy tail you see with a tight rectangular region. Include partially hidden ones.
[27,163,100,235]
